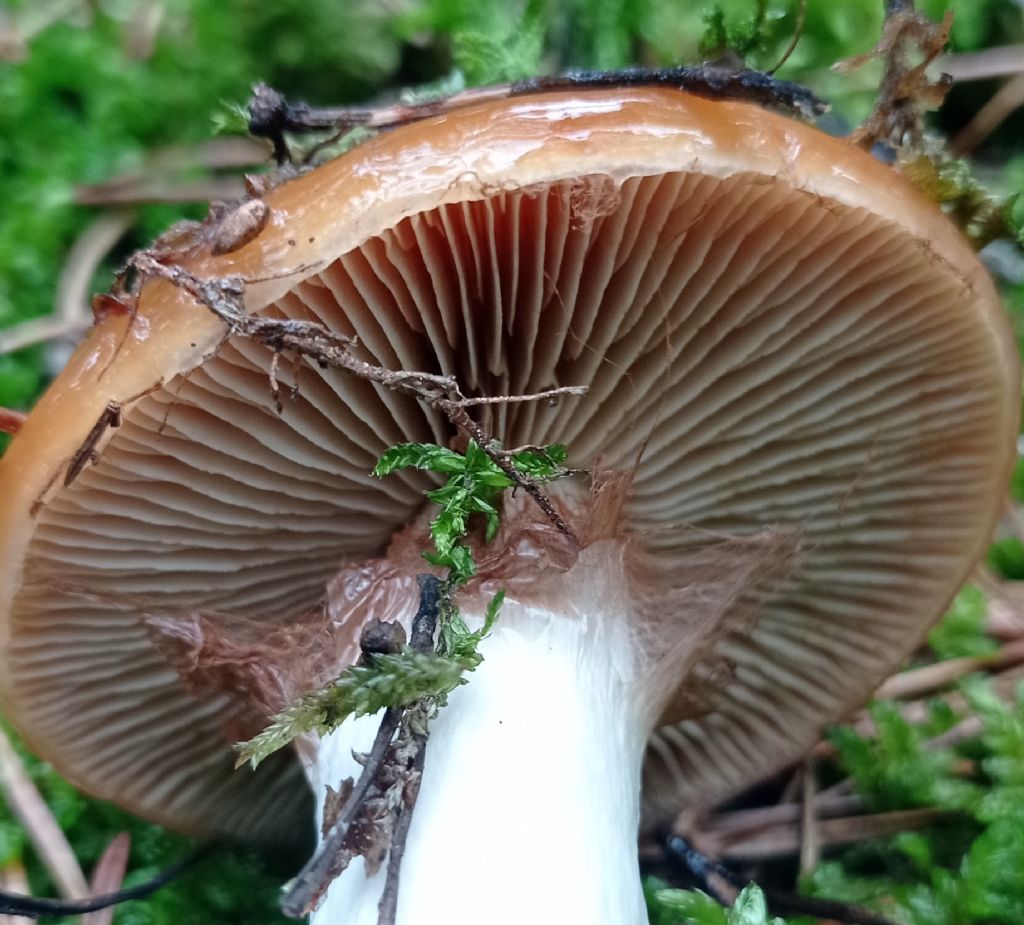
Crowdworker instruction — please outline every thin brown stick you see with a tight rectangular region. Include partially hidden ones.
[56,212,136,328]
[280,575,441,919]
[940,45,1024,82]
[122,0,164,60]
[247,67,826,164]
[767,0,807,75]
[798,759,819,876]
[64,402,122,487]
[874,636,1024,700]
[75,138,266,208]
[703,792,862,838]
[0,727,88,899]
[0,317,92,356]
[280,708,404,917]
[455,386,585,407]
[714,807,948,860]
[376,721,427,925]
[75,178,247,207]
[665,835,900,925]
[128,255,584,544]
[442,404,578,542]
[0,848,209,919]
[811,661,1024,759]
[952,72,1024,155]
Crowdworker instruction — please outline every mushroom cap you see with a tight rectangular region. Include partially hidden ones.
[0,88,1017,841]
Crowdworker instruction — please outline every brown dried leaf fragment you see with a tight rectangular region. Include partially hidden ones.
[837,2,953,149]
[0,407,26,435]
[147,219,206,258]
[90,293,136,325]
[81,832,132,925]
[321,780,354,839]
[64,402,122,487]
[210,199,271,255]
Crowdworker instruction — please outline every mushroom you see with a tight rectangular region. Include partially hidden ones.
[0,89,1017,925]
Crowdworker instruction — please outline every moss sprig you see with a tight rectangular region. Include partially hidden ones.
[236,440,566,768]
[373,439,567,584]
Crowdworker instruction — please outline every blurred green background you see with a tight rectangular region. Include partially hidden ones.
[1,1,1024,922]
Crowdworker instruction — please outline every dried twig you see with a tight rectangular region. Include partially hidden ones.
[798,759,819,876]
[0,848,209,919]
[726,806,948,860]
[435,403,578,542]
[808,659,1024,761]
[75,138,266,207]
[983,581,1024,640]
[940,44,1024,83]
[691,806,947,863]
[0,317,92,356]
[375,582,437,925]
[873,636,1024,701]
[280,575,441,920]
[0,726,88,900]
[76,178,247,207]
[697,791,864,841]
[455,388,584,407]
[127,254,585,544]
[247,66,827,164]
[376,715,427,925]
[767,0,807,75]
[952,72,1024,155]
[56,211,136,329]
[64,401,122,487]
[280,709,402,917]
[0,211,135,357]
[664,836,899,925]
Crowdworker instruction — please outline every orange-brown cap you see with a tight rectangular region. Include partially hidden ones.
[0,88,1017,841]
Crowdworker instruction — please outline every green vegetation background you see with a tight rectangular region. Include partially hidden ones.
[1,1,1023,923]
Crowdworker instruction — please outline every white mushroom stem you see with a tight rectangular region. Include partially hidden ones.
[307,600,650,925]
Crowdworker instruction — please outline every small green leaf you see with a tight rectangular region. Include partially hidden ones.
[465,494,498,515]
[1007,192,1024,246]
[731,885,787,925]
[373,443,466,476]
[474,468,515,489]
[431,503,469,555]
[483,589,505,633]
[462,439,491,472]
[210,100,251,136]
[644,882,789,925]
[511,444,568,478]
[446,545,476,584]
[644,878,728,925]
[482,509,501,542]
